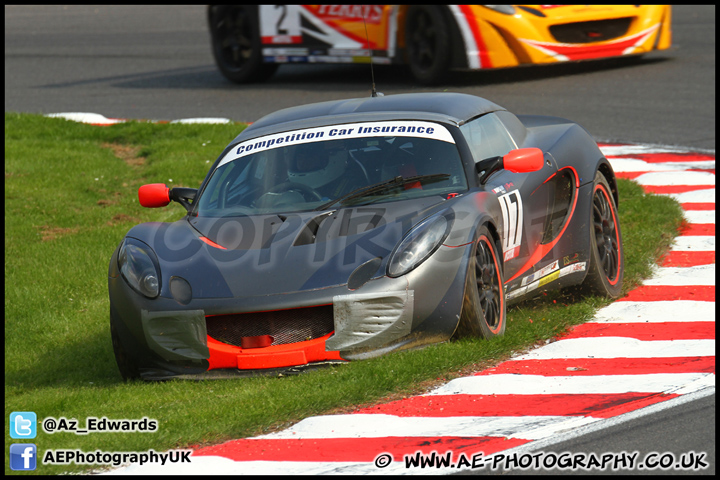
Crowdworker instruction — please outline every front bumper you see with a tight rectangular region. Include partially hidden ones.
[460,5,672,69]
[108,241,470,380]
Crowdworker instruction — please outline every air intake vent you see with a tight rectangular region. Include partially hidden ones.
[550,18,632,44]
[206,306,334,347]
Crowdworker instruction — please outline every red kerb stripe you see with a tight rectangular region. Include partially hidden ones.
[620,285,715,302]
[681,203,715,211]
[352,392,680,419]
[679,223,715,236]
[561,322,715,341]
[660,251,715,267]
[605,152,715,163]
[193,435,530,462]
[475,357,715,377]
[616,172,645,180]
[642,185,715,195]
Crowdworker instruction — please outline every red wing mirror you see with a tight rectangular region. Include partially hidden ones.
[503,148,544,173]
[138,183,170,208]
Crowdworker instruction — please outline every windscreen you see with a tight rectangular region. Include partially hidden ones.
[196,121,468,216]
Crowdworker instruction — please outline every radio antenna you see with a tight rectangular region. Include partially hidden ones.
[362,14,380,97]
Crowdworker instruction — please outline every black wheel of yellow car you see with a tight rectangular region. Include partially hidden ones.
[456,225,506,340]
[580,171,624,298]
[208,5,278,83]
[110,314,141,381]
[405,5,451,85]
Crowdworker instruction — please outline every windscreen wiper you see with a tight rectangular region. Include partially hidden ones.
[314,173,450,211]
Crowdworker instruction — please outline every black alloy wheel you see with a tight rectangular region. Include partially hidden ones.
[593,183,621,282]
[455,226,506,340]
[405,5,451,85]
[475,237,503,331]
[208,6,278,83]
[579,171,624,298]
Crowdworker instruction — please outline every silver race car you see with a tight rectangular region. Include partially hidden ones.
[109,92,623,380]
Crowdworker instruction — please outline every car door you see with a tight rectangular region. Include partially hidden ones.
[460,112,561,287]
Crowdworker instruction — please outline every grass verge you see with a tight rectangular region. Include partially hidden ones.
[5,113,685,474]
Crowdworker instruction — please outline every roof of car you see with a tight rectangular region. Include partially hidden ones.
[231,92,506,144]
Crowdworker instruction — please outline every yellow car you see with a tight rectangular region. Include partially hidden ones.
[208,5,671,84]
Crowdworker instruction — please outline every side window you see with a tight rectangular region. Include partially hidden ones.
[495,110,527,146]
[460,113,517,163]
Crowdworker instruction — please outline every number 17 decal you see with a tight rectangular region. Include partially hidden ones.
[499,190,523,261]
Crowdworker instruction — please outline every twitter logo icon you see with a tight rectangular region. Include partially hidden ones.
[10,412,37,439]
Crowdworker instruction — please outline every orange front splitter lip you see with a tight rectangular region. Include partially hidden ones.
[207,332,345,370]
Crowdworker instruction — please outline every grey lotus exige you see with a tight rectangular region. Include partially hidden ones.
[109,92,623,380]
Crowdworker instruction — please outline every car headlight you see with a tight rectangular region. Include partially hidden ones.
[387,214,453,277]
[118,238,161,298]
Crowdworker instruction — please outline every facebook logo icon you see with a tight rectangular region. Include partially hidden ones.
[10,411,37,439]
[10,444,37,471]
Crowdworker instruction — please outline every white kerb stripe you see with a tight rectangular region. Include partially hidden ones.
[671,236,715,252]
[510,337,715,360]
[666,189,715,203]
[684,210,715,224]
[426,373,714,396]
[608,158,715,172]
[45,112,124,124]
[170,118,232,124]
[251,414,598,440]
[591,300,715,323]
[642,264,715,286]
[633,171,715,186]
[599,145,695,156]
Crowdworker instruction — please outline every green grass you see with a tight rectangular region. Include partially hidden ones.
[4,112,684,474]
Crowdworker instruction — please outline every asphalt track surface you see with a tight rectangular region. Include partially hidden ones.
[5,5,715,475]
[3,5,715,151]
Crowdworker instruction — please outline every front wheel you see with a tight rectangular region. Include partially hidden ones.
[455,226,506,339]
[580,171,624,298]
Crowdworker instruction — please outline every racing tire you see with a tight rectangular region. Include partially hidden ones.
[456,225,506,340]
[580,171,624,298]
[404,5,452,85]
[110,314,141,381]
[208,5,278,84]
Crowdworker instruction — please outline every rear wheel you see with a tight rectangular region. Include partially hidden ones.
[405,5,451,85]
[456,226,506,339]
[208,5,278,83]
[580,171,624,298]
